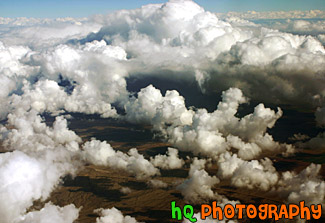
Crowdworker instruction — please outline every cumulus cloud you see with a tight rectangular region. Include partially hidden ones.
[95,207,140,223]
[177,158,220,203]
[0,133,79,222]
[0,36,129,119]
[276,164,325,205]
[82,139,160,179]
[0,107,81,223]
[216,151,325,206]
[0,0,324,121]
[125,84,194,129]
[26,40,128,117]
[150,147,185,169]
[126,85,293,159]
[0,0,323,119]
[2,110,81,152]
[0,41,38,119]
[76,0,325,110]
[18,203,80,223]
[217,152,279,191]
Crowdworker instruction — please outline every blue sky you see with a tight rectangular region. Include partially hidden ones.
[0,0,324,18]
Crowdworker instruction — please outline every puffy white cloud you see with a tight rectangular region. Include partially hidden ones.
[10,79,118,118]
[217,152,279,191]
[0,41,38,119]
[31,40,128,112]
[276,164,325,205]
[18,203,80,223]
[82,139,160,179]
[78,0,325,110]
[216,151,325,206]
[0,0,324,118]
[125,84,193,128]
[0,109,81,223]
[0,0,323,122]
[126,85,293,159]
[150,147,185,169]
[95,207,139,223]
[2,109,81,152]
[0,149,79,223]
[0,41,34,77]
[177,158,220,203]
[1,37,131,118]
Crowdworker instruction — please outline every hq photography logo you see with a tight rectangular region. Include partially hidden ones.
[171,201,322,222]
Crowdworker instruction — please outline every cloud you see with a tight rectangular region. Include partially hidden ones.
[177,158,220,203]
[288,133,310,142]
[147,179,168,188]
[95,207,140,223]
[2,38,130,118]
[318,34,325,45]
[82,139,160,179]
[77,0,325,110]
[120,187,132,194]
[276,163,325,206]
[0,17,101,49]
[217,10,325,20]
[299,132,325,150]
[224,17,325,37]
[18,203,80,223]
[125,84,194,128]
[0,109,81,223]
[0,149,79,223]
[150,147,185,169]
[2,110,81,152]
[217,152,279,191]
[0,0,324,120]
[126,85,293,159]
[272,19,325,35]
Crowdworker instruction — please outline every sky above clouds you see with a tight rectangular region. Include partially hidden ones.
[1,0,325,18]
